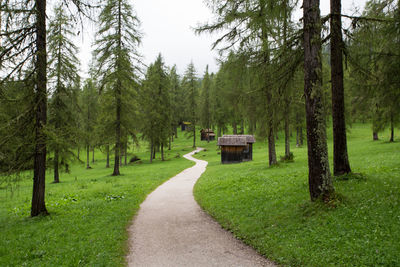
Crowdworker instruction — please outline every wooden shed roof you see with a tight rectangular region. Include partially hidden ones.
[218,136,247,146]
[222,135,256,143]
[200,128,215,133]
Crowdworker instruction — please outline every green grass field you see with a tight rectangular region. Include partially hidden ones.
[0,134,195,266]
[194,124,400,266]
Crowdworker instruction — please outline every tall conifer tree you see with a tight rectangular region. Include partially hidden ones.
[47,4,80,183]
[94,0,142,175]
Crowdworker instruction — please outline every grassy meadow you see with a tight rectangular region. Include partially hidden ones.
[0,134,195,266]
[193,124,400,266]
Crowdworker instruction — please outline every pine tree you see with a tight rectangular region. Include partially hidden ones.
[47,4,80,183]
[141,54,171,162]
[94,0,142,175]
[200,65,212,142]
[182,62,198,148]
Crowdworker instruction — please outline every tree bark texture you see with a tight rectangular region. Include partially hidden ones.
[92,147,95,163]
[31,0,48,217]
[304,0,334,201]
[330,0,351,175]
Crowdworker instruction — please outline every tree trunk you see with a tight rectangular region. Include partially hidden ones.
[300,126,304,146]
[53,148,59,183]
[150,142,153,163]
[390,114,394,142]
[77,147,80,160]
[31,0,48,217]
[124,142,127,165]
[304,0,334,201]
[373,132,379,141]
[296,127,300,147]
[232,121,237,135]
[92,147,95,163]
[169,136,172,150]
[331,0,351,176]
[240,120,244,134]
[217,127,222,138]
[86,144,90,169]
[175,126,178,138]
[106,144,110,168]
[161,143,164,161]
[193,124,196,148]
[267,123,277,166]
[284,108,290,158]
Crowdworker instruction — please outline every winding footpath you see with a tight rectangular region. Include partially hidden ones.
[126,148,275,267]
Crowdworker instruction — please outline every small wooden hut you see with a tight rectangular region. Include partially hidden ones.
[217,135,256,163]
[180,121,191,131]
[200,129,216,141]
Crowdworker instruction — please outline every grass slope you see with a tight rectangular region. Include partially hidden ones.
[0,134,194,266]
[194,124,400,266]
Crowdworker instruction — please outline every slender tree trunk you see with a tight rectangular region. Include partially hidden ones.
[161,143,164,161]
[331,0,351,175]
[86,144,90,169]
[53,148,59,183]
[300,126,304,146]
[390,114,394,142]
[150,142,153,163]
[31,0,48,217]
[373,131,379,141]
[218,127,222,138]
[92,147,95,163]
[77,147,80,160]
[153,145,156,159]
[296,127,300,147]
[113,0,122,176]
[193,124,196,148]
[106,144,110,168]
[120,143,123,167]
[124,142,127,165]
[284,108,290,157]
[240,120,244,134]
[232,121,237,134]
[175,126,178,138]
[267,123,277,165]
[304,0,334,201]
[169,136,172,150]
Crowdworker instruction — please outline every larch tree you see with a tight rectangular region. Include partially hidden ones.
[303,0,335,201]
[197,0,292,166]
[182,62,198,148]
[141,54,171,162]
[330,0,351,175]
[94,0,142,175]
[200,65,212,142]
[47,3,80,183]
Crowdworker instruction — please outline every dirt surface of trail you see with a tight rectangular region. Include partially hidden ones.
[126,148,275,267]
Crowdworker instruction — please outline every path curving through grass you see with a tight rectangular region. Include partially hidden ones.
[126,148,274,266]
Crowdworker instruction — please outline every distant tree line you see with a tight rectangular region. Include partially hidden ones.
[0,0,399,216]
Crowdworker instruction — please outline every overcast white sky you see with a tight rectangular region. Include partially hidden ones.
[77,0,368,78]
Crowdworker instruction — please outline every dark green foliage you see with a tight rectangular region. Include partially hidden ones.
[47,4,81,182]
[94,0,142,175]
[182,62,198,148]
[140,54,171,161]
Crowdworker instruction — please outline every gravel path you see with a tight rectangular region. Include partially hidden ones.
[126,148,275,267]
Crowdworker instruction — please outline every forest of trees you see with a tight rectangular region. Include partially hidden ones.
[0,0,399,216]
